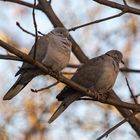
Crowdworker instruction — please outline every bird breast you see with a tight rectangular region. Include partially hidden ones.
[94,58,119,93]
[42,35,71,72]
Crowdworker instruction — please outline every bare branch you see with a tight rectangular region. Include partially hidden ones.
[16,22,36,37]
[31,81,59,92]
[1,55,140,74]
[97,112,139,140]
[120,67,140,73]
[68,12,125,31]
[109,90,140,136]
[1,40,140,112]
[125,77,138,104]
[32,0,38,60]
[78,97,140,111]
[38,31,46,36]
[0,55,22,61]
[93,0,140,15]
[123,0,127,5]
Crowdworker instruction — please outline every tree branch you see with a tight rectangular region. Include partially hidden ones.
[93,0,140,15]
[0,40,140,112]
[125,77,138,104]
[68,11,125,31]
[31,81,59,93]
[97,112,139,140]
[32,0,38,59]
[109,90,140,136]
[0,0,38,9]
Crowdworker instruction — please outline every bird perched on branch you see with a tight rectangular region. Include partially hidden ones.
[3,27,72,100]
[48,50,124,123]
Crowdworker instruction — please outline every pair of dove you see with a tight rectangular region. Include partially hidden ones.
[3,27,124,124]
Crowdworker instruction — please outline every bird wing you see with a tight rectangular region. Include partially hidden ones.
[48,92,81,123]
[57,55,106,100]
[15,35,49,76]
[48,55,107,123]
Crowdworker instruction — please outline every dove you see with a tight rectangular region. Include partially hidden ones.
[3,27,72,100]
[48,50,123,123]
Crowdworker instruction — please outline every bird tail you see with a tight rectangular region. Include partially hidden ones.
[48,93,81,124]
[3,76,29,100]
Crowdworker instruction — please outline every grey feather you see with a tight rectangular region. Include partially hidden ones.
[3,27,72,100]
[49,50,123,123]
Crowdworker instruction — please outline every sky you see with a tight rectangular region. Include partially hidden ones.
[0,0,140,140]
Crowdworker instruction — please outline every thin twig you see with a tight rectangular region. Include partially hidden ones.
[78,97,140,111]
[1,54,140,74]
[0,55,22,61]
[38,31,46,36]
[62,72,75,75]
[48,0,52,4]
[16,22,35,37]
[93,0,140,15]
[96,111,139,140]
[2,0,140,16]
[68,12,125,31]
[120,67,140,73]
[123,0,127,6]
[31,81,59,92]
[125,77,138,104]
[133,93,140,98]
[32,0,38,60]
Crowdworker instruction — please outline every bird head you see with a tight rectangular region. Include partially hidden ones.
[106,50,124,64]
[51,27,70,38]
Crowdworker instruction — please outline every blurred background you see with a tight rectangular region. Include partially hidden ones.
[0,0,140,140]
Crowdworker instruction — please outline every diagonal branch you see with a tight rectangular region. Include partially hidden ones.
[68,11,125,31]
[1,40,140,112]
[125,77,138,104]
[16,22,36,37]
[109,90,140,136]
[1,55,140,74]
[93,0,140,15]
[31,81,59,93]
[0,0,38,8]
[97,111,139,140]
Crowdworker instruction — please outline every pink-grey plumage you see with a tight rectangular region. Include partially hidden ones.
[3,27,72,100]
[48,50,123,123]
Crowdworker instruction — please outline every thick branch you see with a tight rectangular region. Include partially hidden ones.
[97,111,139,140]
[93,0,140,15]
[0,40,140,112]
[1,55,140,74]
[68,11,125,31]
